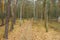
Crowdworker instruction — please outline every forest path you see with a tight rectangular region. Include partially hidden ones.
[8,20,33,40]
[5,20,60,40]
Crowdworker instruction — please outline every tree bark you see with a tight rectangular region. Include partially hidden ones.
[0,0,4,26]
[20,0,24,25]
[4,0,11,39]
[10,0,17,31]
[43,0,48,32]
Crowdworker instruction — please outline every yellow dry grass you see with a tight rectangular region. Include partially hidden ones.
[0,19,60,40]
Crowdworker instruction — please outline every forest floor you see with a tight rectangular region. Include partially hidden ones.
[0,19,60,40]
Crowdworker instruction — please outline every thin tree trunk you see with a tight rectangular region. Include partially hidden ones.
[0,0,4,26]
[20,0,24,25]
[57,0,60,16]
[57,0,60,22]
[10,0,17,31]
[43,0,48,32]
[4,0,11,39]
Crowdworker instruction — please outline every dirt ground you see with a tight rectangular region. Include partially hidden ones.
[1,20,60,40]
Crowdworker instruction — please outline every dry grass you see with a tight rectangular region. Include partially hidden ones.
[0,19,60,40]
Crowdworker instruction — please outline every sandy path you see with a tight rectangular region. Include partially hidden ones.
[8,20,32,40]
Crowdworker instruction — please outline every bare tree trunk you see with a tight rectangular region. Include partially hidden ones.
[58,0,60,16]
[1,17,4,26]
[33,0,36,21]
[4,0,11,39]
[57,0,60,22]
[0,0,4,26]
[10,0,17,31]
[43,0,48,32]
[20,0,24,26]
